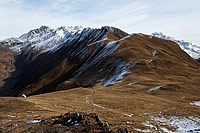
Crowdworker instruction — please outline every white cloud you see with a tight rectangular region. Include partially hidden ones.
[0,0,200,42]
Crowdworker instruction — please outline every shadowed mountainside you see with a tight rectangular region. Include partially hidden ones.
[0,26,129,96]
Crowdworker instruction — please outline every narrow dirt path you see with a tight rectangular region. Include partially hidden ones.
[85,96,134,117]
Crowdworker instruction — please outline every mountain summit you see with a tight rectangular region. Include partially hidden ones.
[3,25,84,54]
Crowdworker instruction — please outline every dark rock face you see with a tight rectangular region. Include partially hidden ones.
[42,112,128,132]
[118,128,129,133]
[196,58,200,63]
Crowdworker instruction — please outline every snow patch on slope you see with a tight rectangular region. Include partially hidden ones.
[102,61,130,86]
[127,82,137,86]
[152,49,157,56]
[151,116,200,132]
[147,85,163,92]
[139,116,200,132]
[27,119,41,124]
[190,101,200,107]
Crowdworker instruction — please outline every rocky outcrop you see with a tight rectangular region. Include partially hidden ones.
[0,112,129,133]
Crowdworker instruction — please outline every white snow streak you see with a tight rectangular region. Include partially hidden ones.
[147,85,163,92]
[27,119,41,124]
[190,101,200,107]
[127,82,137,86]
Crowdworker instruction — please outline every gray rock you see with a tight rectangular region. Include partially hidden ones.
[96,115,104,127]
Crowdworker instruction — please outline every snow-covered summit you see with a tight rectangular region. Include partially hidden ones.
[2,26,85,54]
[151,32,200,60]
[19,25,52,40]
[19,25,84,40]
[151,32,175,41]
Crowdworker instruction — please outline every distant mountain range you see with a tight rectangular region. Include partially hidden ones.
[151,32,200,61]
[3,27,200,61]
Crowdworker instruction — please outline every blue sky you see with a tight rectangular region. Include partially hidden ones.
[0,0,200,42]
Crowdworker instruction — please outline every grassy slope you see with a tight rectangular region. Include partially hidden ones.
[0,34,200,132]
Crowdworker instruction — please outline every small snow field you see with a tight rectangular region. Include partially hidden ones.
[27,119,41,124]
[147,85,163,92]
[190,101,200,107]
[136,115,200,132]
[127,82,137,86]
[152,49,157,56]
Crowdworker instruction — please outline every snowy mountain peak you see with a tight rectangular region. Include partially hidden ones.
[55,26,84,36]
[0,26,86,54]
[1,26,111,54]
[18,25,84,41]
[151,32,175,41]
[151,32,200,60]
[39,25,50,31]
[19,25,52,40]
[56,26,83,32]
